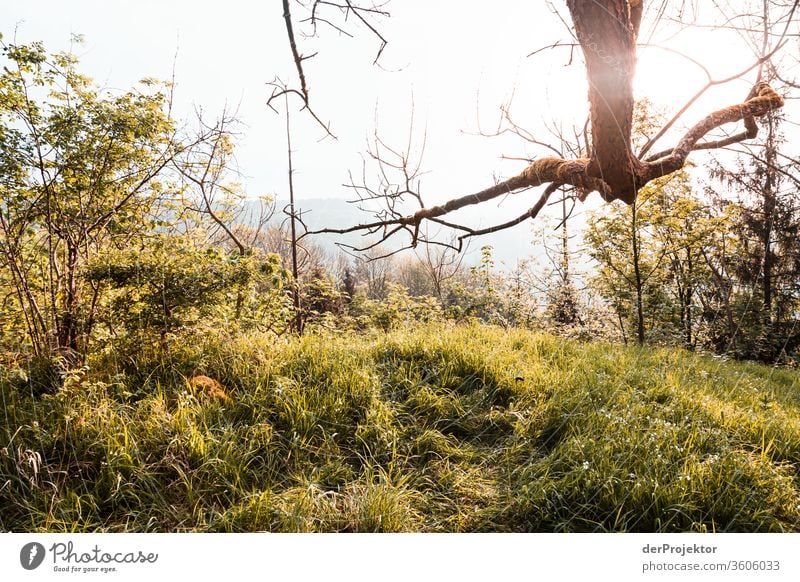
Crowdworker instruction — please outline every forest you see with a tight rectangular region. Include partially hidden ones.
[2,0,800,532]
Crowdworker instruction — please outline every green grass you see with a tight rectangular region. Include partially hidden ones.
[2,323,800,532]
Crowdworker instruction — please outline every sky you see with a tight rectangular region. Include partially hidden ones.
[2,1,795,257]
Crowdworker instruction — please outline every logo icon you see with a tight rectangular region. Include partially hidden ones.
[20,542,46,570]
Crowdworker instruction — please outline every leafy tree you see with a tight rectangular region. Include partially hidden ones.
[86,236,286,343]
[587,167,752,351]
[0,39,209,359]
[586,174,679,345]
[706,108,800,360]
[653,196,708,349]
[300,266,346,326]
[339,265,358,303]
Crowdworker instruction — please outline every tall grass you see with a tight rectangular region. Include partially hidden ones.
[1,323,799,531]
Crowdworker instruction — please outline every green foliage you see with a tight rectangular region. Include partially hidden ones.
[706,109,800,362]
[86,237,289,359]
[347,285,443,331]
[3,35,800,537]
[300,268,345,328]
[545,278,581,327]
[443,246,506,324]
[0,39,181,357]
[2,323,800,532]
[91,238,244,331]
[586,170,730,348]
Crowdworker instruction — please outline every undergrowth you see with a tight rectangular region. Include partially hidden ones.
[2,323,800,532]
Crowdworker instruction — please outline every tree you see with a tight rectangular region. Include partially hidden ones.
[586,177,670,345]
[0,38,247,360]
[86,236,261,341]
[539,188,584,329]
[339,264,358,302]
[706,107,800,359]
[587,167,756,351]
[413,244,465,300]
[695,211,742,354]
[695,0,800,361]
[0,40,180,358]
[174,112,272,258]
[300,266,346,325]
[651,192,711,350]
[278,1,791,253]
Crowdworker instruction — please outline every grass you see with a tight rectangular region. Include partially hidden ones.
[1,322,800,532]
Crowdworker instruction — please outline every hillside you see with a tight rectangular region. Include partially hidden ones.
[2,324,800,532]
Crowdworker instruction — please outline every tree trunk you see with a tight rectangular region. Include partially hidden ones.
[567,0,646,203]
[58,243,81,357]
[631,200,645,345]
[285,94,304,335]
[617,310,628,345]
[762,114,777,325]
[684,246,694,350]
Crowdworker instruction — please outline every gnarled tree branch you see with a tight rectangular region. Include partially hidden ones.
[299,0,790,253]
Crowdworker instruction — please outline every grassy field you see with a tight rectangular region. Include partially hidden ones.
[2,323,800,532]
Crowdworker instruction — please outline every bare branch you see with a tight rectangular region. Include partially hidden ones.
[282,0,310,103]
[638,0,798,159]
[312,1,389,63]
[645,82,784,179]
[272,1,338,138]
[267,81,336,139]
[296,1,792,255]
[456,182,562,245]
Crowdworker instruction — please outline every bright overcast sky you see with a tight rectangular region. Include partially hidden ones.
[2,1,793,232]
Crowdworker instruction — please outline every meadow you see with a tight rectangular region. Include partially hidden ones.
[2,323,799,532]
